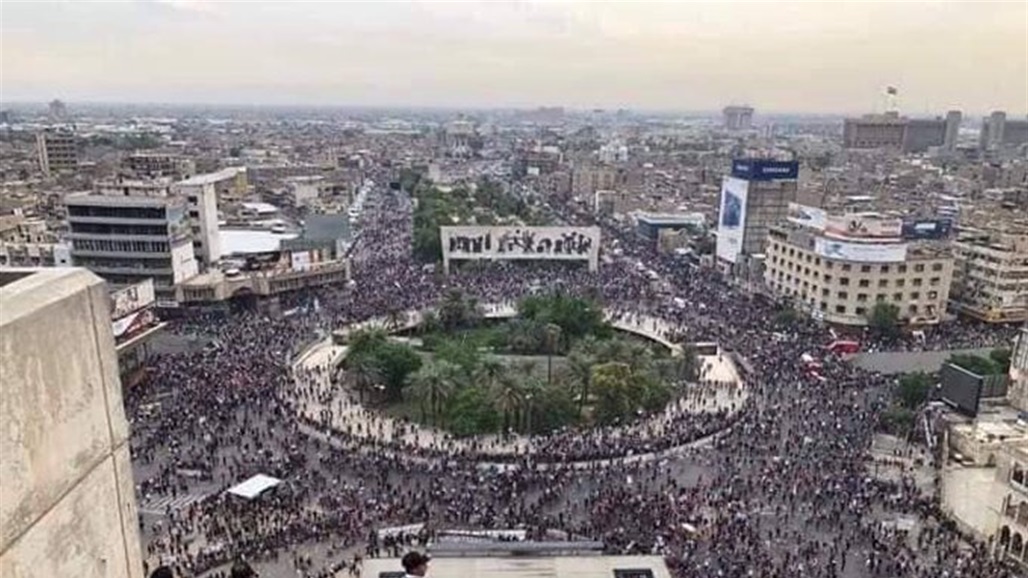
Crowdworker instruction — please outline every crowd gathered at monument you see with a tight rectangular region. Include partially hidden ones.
[129,175,1020,578]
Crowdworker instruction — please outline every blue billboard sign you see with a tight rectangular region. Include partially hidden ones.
[731,159,799,181]
[902,218,953,240]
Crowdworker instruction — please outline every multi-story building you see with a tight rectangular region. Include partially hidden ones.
[36,129,78,176]
[1008,327,1028,413]
[995,441,1028,569]
[64,193,199,302]
[572,165,620,197]
[0,214,72,268]
[175,171,237,267]
[764,222,953,326]
[980,111,1028,151]
[716,159,799,267]
[843,111,962,153]
[723,106,754,131]
[951,232,1028,323]
[95,176,175,197]
[125,153,196,179]
[1,268,143,578]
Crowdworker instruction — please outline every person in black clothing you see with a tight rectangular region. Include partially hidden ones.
[230,560,257,578]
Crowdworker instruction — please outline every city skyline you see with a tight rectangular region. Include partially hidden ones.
[1,1,1026,115]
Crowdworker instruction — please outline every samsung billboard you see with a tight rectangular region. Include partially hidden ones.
[716,177,749,263]
[731,159,799,181]
[902,218,953,240]
[813,237,908,263]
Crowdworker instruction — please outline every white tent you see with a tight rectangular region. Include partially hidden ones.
[226,474,282,500]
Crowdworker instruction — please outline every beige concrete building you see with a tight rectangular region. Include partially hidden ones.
[36,129,78,176]
[1010,327,1028,413]
[0,268,143,578]
[996,441,1028,569]
[764,225,953,326]
[951,233,1028,323]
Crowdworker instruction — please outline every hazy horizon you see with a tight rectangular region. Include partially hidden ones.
[2,1,1026,116]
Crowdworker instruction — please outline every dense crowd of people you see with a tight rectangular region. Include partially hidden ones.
[128,178,1020,578]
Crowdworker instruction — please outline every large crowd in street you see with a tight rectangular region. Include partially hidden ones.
[128,179,1020,578]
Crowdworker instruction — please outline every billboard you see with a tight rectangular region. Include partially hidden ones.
[730,159,799,181]
[813,237,907,263]
[939,363,982,417]
[787,203,827,230]
[291,251,312,272]
[110,279,155,320]
[716,177,748,263]
[440,226,600,271]
[902,218,953,240]
[825,214,903,239]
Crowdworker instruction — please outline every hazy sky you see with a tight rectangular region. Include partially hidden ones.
[2,1,1025,114]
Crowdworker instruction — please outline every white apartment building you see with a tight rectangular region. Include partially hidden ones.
[996,442,1028,569]
[952,233,1028,323]
[764,224,953,326]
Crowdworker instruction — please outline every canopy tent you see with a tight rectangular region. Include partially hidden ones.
[226,474,282,500]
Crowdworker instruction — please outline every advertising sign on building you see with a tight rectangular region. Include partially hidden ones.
[731,159,799,181]
[110,279,156,320]
[814,237,908,263]
[902,218,953,240]
[291,251,312,272]
[440,226,601,272]
[787,203,828,230]
[824,214,903,240]
[715,177,749,263]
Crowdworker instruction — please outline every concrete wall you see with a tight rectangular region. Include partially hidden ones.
[0,269,143,578]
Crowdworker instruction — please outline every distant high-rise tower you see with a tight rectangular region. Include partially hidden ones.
[943,110,962,151]
[47,99,67,122]
[723,106,754,131]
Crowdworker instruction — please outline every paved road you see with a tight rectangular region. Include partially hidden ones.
[851,347,995,375]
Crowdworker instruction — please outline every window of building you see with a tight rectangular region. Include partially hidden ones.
[912,278,923,287]
[898,264,907,273]
[893,292,903,301]
[895,278,905,288]
[857,293,868,302]
[876,294,886,302]
[928,290,938,300]
[932,262,944,272]
[909,304,919,314]
[821,288,830,297]
[820,301,827,310]
[187,196,198,204]
[825,261,833,270]
[930,277,941,286]
[914,264,925,272]
[861,265,872,273]
[835,304,846,314]
[823,274,832,283]
[837,291,848,299]
[840,277,850,286]
[841,264,851,272]
[855,306,867,316]
[880,265,890,274]
[858,279,870,288]
[910,292,920,300]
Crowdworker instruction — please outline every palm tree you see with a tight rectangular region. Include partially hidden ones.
[543,323,563,384]
[405,361,457,424]
[439,289,470,331]
[569,336,600,412]
[519,376,545,433]
[475,355,506,391]
[350,354,382,404]
[490,373,523,434]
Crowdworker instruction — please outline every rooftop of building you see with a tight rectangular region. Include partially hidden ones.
[64,193,180,208]
[176,167,243,186]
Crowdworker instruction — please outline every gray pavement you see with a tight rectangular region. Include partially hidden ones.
[851,347,995,375]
